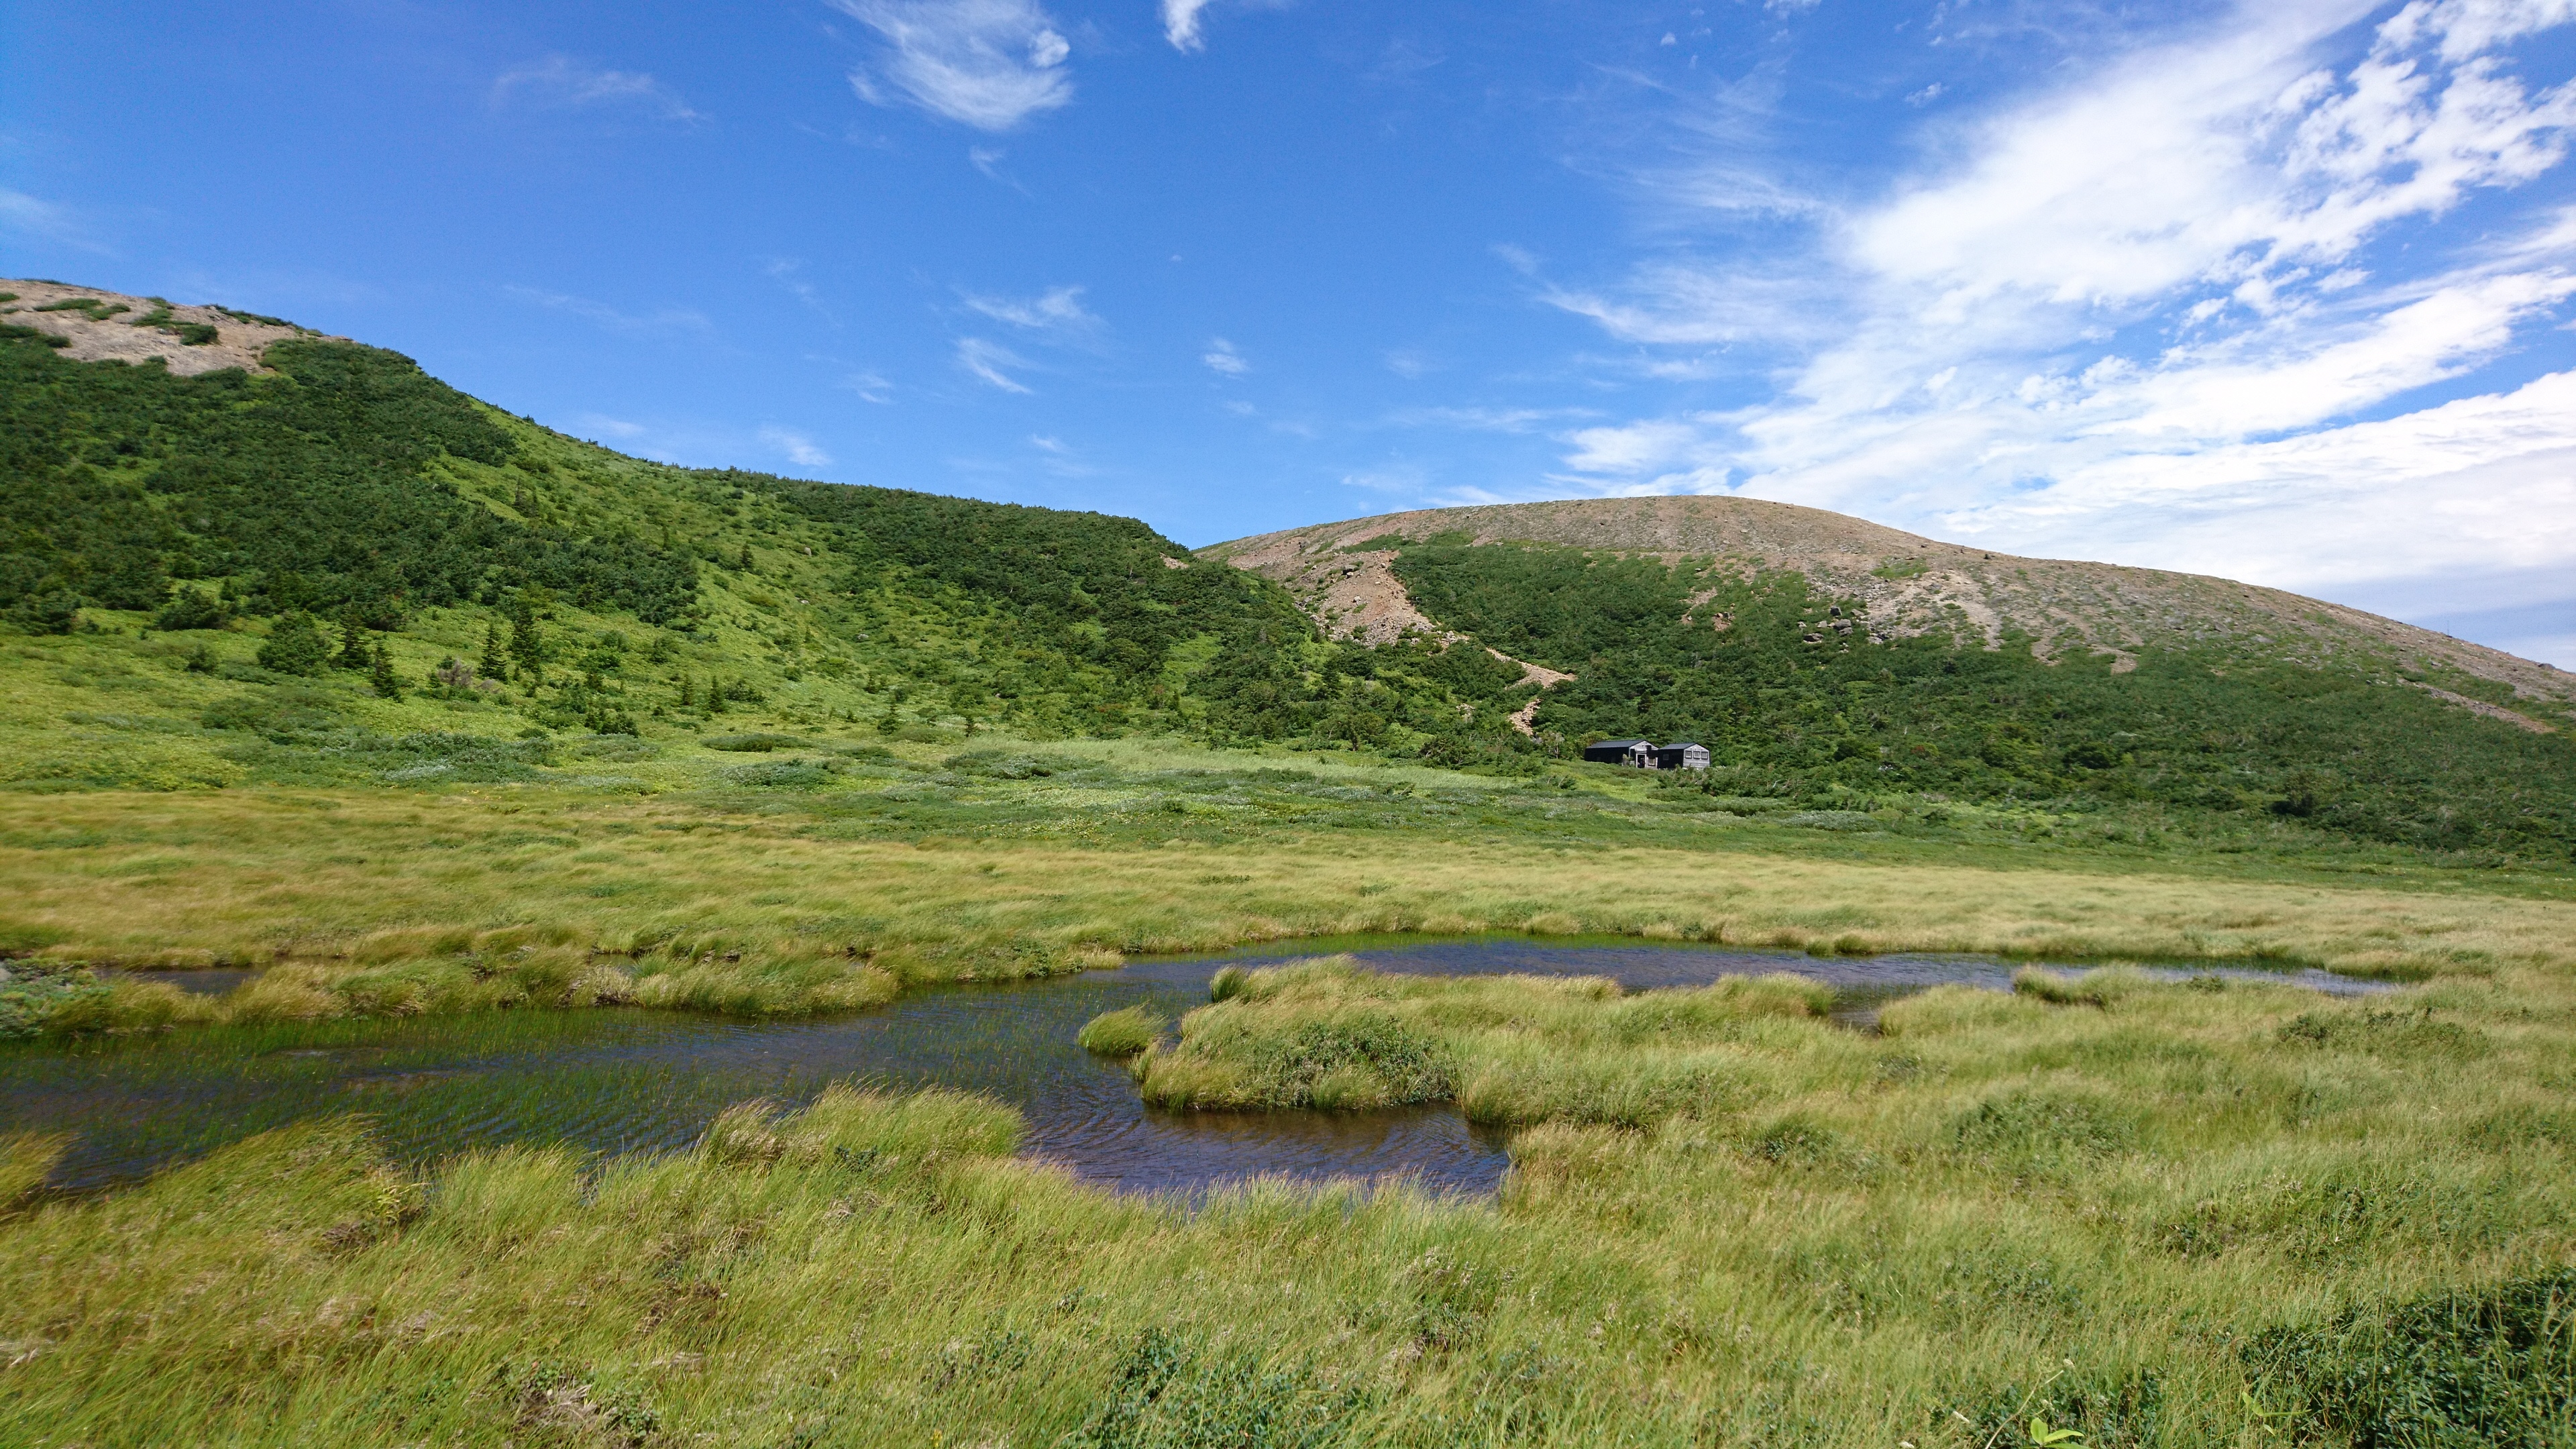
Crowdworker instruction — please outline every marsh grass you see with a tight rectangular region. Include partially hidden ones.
[5,939,2570,1444]
[4,782,2571,1035]
[1076,1004,1164,1057]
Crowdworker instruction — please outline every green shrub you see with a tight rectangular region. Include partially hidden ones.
[153,586,229,631]
[256,614,331,676]
[702,732,802,753]
[943,750,1061,779]
[718,759,833,789]
[12,589,80,633]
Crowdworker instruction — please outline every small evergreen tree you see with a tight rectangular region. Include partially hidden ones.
[737,543,755,573]
[507,614,544,674]
[479,621,508,682]
[368,641,403,699]
[257,614,331,676]
[333,612,370,669]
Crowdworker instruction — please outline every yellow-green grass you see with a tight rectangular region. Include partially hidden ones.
[5,785,2573,1032]
[3,953,2571,1445]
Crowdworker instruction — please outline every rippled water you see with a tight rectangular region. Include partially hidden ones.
[12,940,2382,1199]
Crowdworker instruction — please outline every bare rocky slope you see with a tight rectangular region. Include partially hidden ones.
[1,279,329,376]
[1205,496,2573,728]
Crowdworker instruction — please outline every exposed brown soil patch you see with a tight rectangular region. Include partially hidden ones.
[2,278,331,376]
[1202,496,2576,716]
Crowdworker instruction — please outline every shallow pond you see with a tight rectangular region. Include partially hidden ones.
[13,939,2383,1200]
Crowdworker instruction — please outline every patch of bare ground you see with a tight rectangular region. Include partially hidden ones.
[1222,537,1569,731]
[1202,496,2576,715]
[1,278,331,376]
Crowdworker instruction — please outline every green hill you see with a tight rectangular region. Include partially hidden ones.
[0,281,1525,791]
[1210,504,2576,862]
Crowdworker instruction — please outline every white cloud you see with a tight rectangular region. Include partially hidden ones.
[1163,0,1288,52]
[574,413,647,441]
[1391,405,1601,433]
[502,286,713,337]
[492,57,702,120]
[1939,368,2576,593]
[759,427,833,468]
[836,0,1072,131]
[956,336,1032,391]
[841,370,895,404]
[1164,0,1216,51]
[0,188,96,248]
[963,283,1097,331]
[1201,337,1249,374]
[1546,0,2576,601]
[766,259,834,322]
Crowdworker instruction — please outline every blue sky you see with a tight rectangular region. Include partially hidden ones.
[5,0,2574,664]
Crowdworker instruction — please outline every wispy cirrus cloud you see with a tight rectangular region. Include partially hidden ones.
[836,0,1072,131]
[1390,405,1601,433]
[765,259,835,323]
[962,282,1097,333]
[1201,337,1248,374]
[0,188,101,250]
[502,286,713,337]
[492,57,703,121]
[1540,0,2576,607]
[956,336,1032,391]
[759,426,833,468]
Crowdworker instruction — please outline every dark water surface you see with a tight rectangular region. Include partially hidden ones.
[12,939,2383,1199]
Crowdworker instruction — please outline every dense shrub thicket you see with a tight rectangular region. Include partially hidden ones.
[1385,536,2576,857]
[0,331,697,625]
[716,472,1520,749]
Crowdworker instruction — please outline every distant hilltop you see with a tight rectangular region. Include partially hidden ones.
[1205,496,2571,726]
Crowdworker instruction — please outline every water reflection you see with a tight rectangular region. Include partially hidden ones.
[13,940,2381,1200]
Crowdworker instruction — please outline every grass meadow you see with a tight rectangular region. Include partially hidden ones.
[3,741,2574,1444]
[3,769,2571,1030]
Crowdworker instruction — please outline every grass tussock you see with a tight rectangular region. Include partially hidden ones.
[1137,957,1846,1126]
[0,1132,69,1213]
[1075,1005,1164,1057]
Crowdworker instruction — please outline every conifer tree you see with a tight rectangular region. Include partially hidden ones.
[508,614,544,674]
[479,622,508,682]
[333,611,369,669]
[368,641,403,699]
